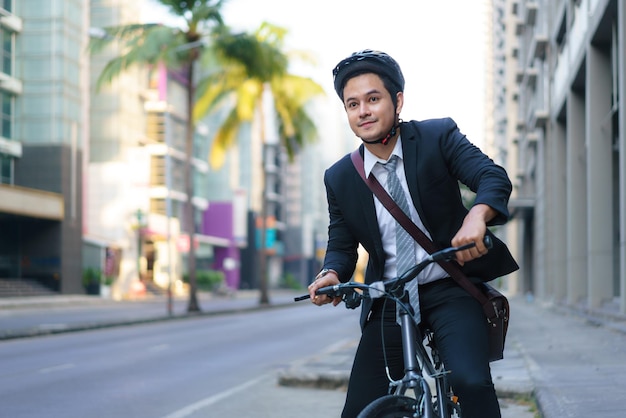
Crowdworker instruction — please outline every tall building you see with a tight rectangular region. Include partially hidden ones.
[0,0,84,294]
[497,0,625,314]
[488,0,525,295]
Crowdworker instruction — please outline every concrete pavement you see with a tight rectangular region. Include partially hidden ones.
[2,289,625,417]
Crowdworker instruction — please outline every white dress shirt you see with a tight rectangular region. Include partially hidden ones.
[363,137,448,283]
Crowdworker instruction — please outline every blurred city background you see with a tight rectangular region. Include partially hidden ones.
[0,0,624,321]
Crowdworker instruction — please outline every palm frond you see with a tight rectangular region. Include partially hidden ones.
[213,31,287,81]
[91,24,191,91]
[158,0,225,19]
[209,109,240,169]
[193,66,247,120]
[272,75,325,108]
[235,80,263,121]
[88,24,161,53]
[269,75,324,157]
[189,1,226,27]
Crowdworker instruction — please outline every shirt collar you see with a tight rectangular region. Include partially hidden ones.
[363,136,404,178]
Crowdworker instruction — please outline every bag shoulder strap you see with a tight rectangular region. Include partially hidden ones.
[349,149,491,308]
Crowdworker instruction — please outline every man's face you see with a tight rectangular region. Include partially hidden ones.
[342,73,403,143]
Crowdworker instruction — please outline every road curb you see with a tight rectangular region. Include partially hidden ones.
[0,297,299,341]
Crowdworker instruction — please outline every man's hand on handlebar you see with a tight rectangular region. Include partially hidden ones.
[452,204,495,265]
[308,269,341,306]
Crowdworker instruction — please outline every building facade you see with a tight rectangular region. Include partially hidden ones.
[0,0,84,294]
[499,0,625,314]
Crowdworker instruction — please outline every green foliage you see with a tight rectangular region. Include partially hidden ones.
[280,272,304,290]
[183,269,224,291]
[82,267,102,287]
[213,29,287,81]
[82,268,115,286]
[159,0,225,26]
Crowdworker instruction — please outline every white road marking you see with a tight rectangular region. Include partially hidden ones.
[149,344,170,352]
[39,363,75,374]
[162,374,269,418]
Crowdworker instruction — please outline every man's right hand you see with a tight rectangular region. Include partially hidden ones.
[308,269,341,306]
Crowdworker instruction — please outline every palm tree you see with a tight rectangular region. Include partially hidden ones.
[89,0,256,312]
[194,22,324,304]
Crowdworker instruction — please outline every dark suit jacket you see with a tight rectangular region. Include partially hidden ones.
[322,118,519,327]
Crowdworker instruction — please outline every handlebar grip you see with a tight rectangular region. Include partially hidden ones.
[316,285,340,297]
[293,284,340,302]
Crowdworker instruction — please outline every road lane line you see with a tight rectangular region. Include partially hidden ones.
[39,363,75,374]
[149,344,170,352]
[162,374,269,418]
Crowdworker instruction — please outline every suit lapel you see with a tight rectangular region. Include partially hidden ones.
[353,145,386,263]
[400,122,430,233]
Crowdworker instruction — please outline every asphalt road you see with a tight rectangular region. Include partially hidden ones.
[0,303,361,417]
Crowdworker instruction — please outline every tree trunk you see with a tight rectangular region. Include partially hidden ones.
[185,62,200,312]
[259,182,270,305]
[258,97,270,305]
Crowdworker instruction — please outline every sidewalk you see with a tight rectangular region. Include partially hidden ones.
[2,290,625,417]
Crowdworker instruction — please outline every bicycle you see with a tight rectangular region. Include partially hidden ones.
[295,238,492,418]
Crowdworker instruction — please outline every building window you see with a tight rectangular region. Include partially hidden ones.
[0,154,11,184]
[1,0,11,13]
[1,28,11,76]
[1,93,11,139]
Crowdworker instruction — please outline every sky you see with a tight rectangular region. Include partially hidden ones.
[143,0,489,147]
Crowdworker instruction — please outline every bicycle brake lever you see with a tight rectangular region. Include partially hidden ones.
[343,291,362,309]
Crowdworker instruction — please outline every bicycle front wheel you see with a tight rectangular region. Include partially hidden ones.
[357,395,421,418]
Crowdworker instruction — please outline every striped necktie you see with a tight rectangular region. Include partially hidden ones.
[382,156,420,324]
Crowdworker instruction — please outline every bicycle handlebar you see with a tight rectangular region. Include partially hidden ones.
[294,236,493,304]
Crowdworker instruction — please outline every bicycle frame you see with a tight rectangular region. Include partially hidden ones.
[392,294,459,418]
[296,241,490,417]
[297,284,461,418]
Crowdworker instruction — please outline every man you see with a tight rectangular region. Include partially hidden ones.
[308,50,518,418]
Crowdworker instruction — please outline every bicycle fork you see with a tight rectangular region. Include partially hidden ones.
[394,309,437,418]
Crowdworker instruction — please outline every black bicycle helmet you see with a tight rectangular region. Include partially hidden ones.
[332,49,405,100]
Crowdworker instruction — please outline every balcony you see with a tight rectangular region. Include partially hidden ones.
[0,12,22,33]
[0,72,22,95]
[0,184,64,220]
[515,19,525,35]
[0,137,21,157]
[532,34,548,60]
[525,2,538,26]
[526,68,538,89]
[533,110,549,129]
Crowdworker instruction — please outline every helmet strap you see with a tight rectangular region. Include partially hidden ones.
[361,116,401,145]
